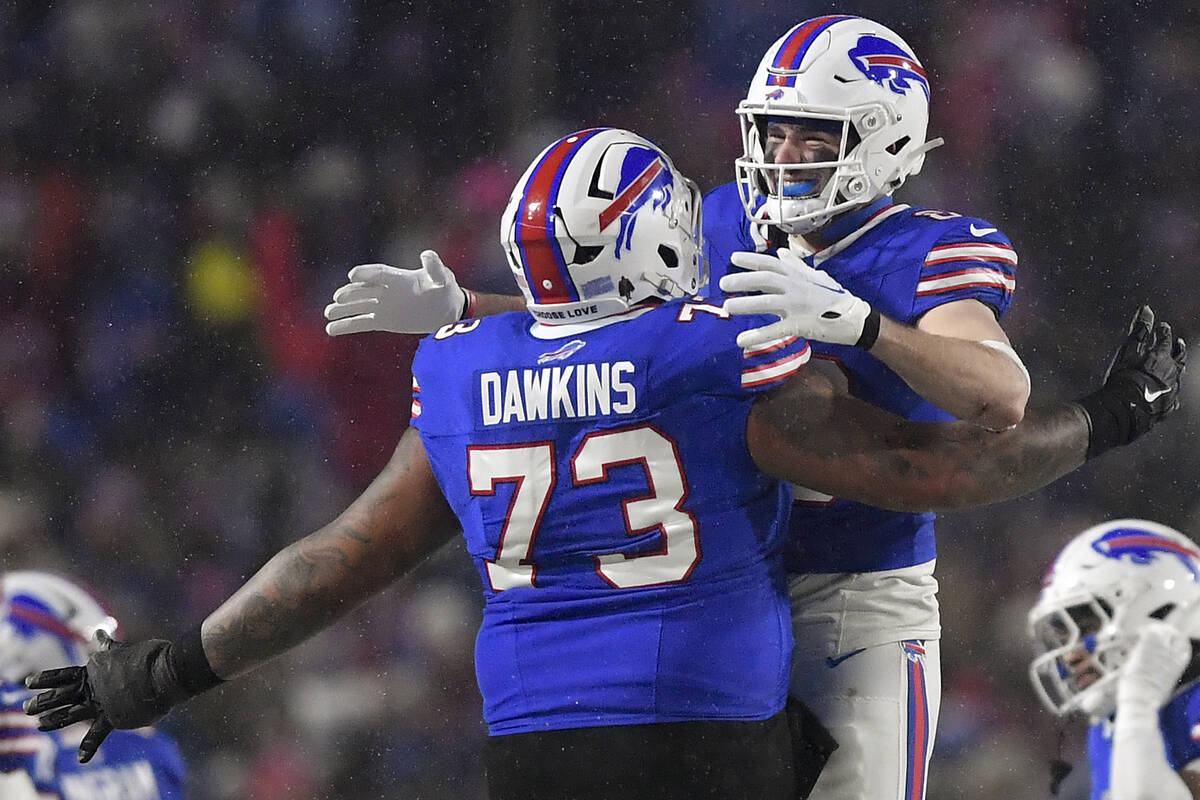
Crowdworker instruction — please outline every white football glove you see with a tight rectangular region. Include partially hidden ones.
[0,770,39,800]
[1116,620,1192,711]
[719,248,878,350]
[324,250,468,336]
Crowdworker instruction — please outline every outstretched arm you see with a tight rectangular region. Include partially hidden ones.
[325,251,522,336]
[747,369,1085,512]
[26,428,459,761]
[748,306,1185,512]
[203,428,459,678]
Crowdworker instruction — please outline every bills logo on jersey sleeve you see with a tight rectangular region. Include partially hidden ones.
[1091,528,1200,580]
[849,35,929,99]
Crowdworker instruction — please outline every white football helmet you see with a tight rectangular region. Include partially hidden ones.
[735,15,944,234]
[1028,520,1200,719]
[0,571,120,683]
[500,128,705,324]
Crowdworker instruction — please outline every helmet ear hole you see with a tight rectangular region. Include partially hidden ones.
[572,245,604,266]
[885,136,911,155]
[1149,604,1176,621]
[657,244,679,270]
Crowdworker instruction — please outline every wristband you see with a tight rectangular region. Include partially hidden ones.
[169,625,224,696]
[855,308,881,350]
[461,288,477,320]
[1073,391,1129,460]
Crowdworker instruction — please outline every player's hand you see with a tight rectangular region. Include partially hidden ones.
[24,631,191,763]
[1076,305,1187,457]
[720,248,879,349]
[1116,620,1192,711]
[324,250,469,336]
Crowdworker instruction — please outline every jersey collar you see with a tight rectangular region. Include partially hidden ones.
[805,198,910,266]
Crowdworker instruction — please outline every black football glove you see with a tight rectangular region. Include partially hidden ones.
[1075,305,1187,458]
[24,628,220,763]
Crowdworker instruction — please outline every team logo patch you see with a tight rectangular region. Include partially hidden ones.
[1091,528,1200,581]
[902,641,926,664]
[598,146,674,260]
[765,88,785,101]
[848,35,929,99]
[537,339,587,364]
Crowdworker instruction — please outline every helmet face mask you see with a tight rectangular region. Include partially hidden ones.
[0,571,120,684]
[500,128,706,324]
[1027,520,1200,719]
[735,15,941,235]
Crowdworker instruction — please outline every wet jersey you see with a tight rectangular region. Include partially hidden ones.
[0,682,186,799]
[411,297,811,735]
[1087,680,1200,800]
[703,182,1018,574]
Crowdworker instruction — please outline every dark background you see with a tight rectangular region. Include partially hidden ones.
[1,2,1197,797]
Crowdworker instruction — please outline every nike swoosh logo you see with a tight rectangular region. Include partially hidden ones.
[825,648,866,669]
[970,224,998,237]
[1144,386,1171,402]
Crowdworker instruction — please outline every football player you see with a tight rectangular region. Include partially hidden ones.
[1029,520,1200,800]
[0,572,185,799]
[319,17,1178,799]
[714,16,1027,799]
[26,129,1181,800]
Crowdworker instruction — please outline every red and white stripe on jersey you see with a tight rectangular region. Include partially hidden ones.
[0,709,42,756]
[411,376,422,419]
[917,242,1017,297]
[741,336,811,389]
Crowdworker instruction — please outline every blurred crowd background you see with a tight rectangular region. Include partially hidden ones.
[1,1,1198,798]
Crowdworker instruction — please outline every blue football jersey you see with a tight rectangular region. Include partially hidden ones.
[703,181,1018,573]
[411,297,811,735]
[0,682,186,799]
[1087,680,1200,799]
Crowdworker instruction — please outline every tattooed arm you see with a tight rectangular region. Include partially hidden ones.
[24,428,460,762]
[747,368,1089,513]
[203,428,459,678]
[747,304,1185,512]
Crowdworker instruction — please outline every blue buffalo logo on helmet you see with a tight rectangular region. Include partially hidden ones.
[848,35,929,99]
[1091,527,1200,581]
[598,147,674,260]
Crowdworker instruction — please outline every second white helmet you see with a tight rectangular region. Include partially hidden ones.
[735,15,943,234]
[1028,520,1200,719]
[0,571,120,684]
